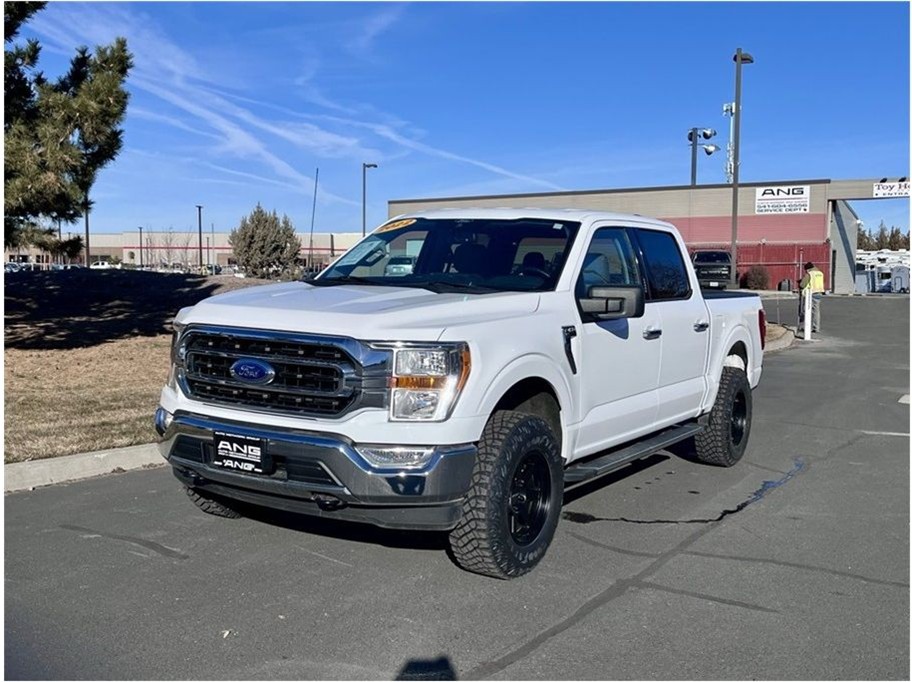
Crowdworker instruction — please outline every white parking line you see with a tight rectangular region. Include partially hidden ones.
[859,430,910,437]
[899,395,910,404]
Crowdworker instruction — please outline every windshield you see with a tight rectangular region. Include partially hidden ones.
[694,251,731,264]
[315,217,581,293]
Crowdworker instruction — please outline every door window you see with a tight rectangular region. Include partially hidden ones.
[635,229,691,300]
[575,228,641,299]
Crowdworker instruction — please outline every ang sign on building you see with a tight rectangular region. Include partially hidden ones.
[754,185,811,214]
[872,181,910,198]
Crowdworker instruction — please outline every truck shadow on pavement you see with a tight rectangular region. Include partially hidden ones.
[4,269,223,350]
[238,503,453,551]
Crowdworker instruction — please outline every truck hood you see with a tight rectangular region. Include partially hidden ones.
[182,281,541,341]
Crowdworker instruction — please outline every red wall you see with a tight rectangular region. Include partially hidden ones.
[688,242,832,289]
[666,213,828,244]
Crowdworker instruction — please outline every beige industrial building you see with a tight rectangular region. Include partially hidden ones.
[6,230,363,270]
[389,178,909,294]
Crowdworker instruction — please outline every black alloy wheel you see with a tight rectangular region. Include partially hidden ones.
[508,451,553,546]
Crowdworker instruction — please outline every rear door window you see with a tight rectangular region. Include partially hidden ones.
[634,229,691,300]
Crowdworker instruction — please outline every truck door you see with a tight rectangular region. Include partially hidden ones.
[633,227,711,427]
[572,225,661,457]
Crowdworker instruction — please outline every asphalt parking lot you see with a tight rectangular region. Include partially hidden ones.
[5,295,909,680]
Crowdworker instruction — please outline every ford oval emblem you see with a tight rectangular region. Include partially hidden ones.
[229,358,276,385]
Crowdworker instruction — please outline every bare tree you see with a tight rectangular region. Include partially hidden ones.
[161,227,176,269]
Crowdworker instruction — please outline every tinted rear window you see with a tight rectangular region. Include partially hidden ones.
[636,229,691,300]
[694,251,731,263]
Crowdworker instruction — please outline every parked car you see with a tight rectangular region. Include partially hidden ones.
[383,255,416,276]
[4,262,20,274]
[90,261,112,270]
[156,209,765,579]
[204,264,223,275]
[692,250,733,289]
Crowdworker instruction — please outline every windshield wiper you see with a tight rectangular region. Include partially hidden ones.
[308,276,387,287]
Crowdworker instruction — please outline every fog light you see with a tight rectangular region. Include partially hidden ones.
[154,407,173,436]
[356,445,435,470]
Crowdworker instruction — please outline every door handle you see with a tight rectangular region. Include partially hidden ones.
[643,326,662,340]
[693,320,710,332]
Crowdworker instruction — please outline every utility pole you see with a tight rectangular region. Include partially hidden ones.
[309,167,319,269]
[84,196,91,265]
[730,47,754,289]
[196,205,204,270]
[362,162,378,237]
[138,226,144,269]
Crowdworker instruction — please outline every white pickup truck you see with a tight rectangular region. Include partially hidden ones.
[156,209,765,579]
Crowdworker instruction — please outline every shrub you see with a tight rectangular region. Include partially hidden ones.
[742,265,770,290]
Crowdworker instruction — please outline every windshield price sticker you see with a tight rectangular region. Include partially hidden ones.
[375,218,416,234]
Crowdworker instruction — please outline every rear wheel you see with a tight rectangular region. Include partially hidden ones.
[449,411,563,579]
[694,367,752,467]
[183,485,242,519]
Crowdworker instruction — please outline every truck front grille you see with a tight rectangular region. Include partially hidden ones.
[178,328,389,418]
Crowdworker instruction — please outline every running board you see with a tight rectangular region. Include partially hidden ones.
[563,423,704,488]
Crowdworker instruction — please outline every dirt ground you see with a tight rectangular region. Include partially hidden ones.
[5,270,269,462]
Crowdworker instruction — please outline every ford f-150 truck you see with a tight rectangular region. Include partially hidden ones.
[156,209,765,579]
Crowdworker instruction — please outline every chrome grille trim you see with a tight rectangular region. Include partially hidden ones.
[176,325,392,418]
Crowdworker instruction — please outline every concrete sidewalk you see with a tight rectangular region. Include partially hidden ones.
[4,443,163,493]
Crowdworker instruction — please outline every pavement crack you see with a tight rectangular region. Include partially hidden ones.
[562,457,805,526]
[466,522,719,680]
[565,530,660,558]
[634,581,779,614]
[59,524,188,560]
[683,550,910,589]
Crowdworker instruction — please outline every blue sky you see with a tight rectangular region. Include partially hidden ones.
[22,1,910,235]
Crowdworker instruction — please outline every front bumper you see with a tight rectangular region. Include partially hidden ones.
[155,408,476,531]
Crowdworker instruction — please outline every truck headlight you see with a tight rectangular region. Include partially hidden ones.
[387,344,470,421]
[168,321,187,390]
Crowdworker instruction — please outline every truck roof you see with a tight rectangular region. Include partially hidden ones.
[394,207,675,229]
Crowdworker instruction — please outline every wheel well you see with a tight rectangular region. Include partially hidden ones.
[492,378,562,443]
[724,341,748,371]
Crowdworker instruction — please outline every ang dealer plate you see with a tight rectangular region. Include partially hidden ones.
[212,431,270,474]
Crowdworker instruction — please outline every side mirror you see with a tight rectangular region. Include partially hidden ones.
[579,286,645,321]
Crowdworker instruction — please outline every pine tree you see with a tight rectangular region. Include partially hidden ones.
[4,3,132,249]
[229,204,302,279]
[857,227,876,250]
[887,226,905,251]
[874,220,890,250]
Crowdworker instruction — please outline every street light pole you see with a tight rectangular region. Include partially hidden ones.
[362,162,378,237]
[138,226,144,269]
[690,127,699,186]
[730,47,753,288]
[196,205,204,270]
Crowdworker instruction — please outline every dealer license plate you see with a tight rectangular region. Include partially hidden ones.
[212,431,270,474]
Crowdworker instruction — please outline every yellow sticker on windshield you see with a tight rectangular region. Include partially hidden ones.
[375,218,416,234]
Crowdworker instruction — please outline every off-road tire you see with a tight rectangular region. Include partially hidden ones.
[694,367,752,467]
[448,411,563,579]
[184,485,242,519]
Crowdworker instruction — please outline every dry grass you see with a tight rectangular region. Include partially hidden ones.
[5,271,270,462]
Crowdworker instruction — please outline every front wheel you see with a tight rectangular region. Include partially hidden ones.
[694,367,753,467]
[449,411,563,579]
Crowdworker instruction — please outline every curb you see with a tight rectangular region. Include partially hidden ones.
[765,325,795,353]
[5,443,164,493]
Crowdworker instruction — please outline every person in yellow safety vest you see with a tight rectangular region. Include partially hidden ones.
[799,261,825,333]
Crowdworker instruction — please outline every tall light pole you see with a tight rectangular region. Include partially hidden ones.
[138,226,144,269]
[362,162,378,237]
[195,205,204,270]
[688,127,720,186]
[730,47,754,288]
